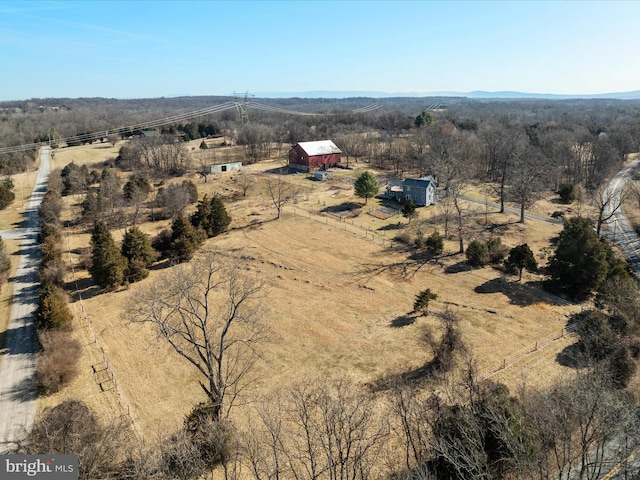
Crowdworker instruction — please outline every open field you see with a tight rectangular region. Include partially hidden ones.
[8,140,588,440]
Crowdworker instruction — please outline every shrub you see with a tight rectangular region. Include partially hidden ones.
[38,190,63,225]
[0,236,10,274]
[184,402,231,467]
[608,345,637,389]
[465,239,489,267]
[425,231,444,256]
[487,236,509,264]
[123,173,151,202]
[0,179,15,209]
[38,222,61,244]
[39,258,66,287]
[23,399,127,477]
[41,235,62,266]
[394,232,412,245]
[402,198,418,223]
[577,311,617,360]
[35,284,73,330]
[36,330,81,395]
[558,183,576,203]
[61,162,90,195]
[154,181,198,220]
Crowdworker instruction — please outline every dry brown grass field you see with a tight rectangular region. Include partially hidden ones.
[7,139,590,441]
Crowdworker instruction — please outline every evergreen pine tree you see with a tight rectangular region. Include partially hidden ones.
[412,288,438,316]
[191,195,231,238]
[121,226,155,282]
[505,243,537,281]
[169,216,206,262]
[35,284,73,329]
[89,220,126,290]
[402,198,418,223]
[354,171,379,205]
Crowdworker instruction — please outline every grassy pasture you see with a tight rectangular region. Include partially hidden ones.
[11,140,586,440]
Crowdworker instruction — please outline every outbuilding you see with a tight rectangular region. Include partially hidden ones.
[204,162,242,174]
[288,140,342,172]
[313,170,329,181]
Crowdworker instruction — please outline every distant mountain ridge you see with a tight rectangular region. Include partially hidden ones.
[254,90,640,100]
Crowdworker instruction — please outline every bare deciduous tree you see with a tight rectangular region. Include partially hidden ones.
[266,172,298,220]
[594,181,629,235]
[242,380,388,480]
[127,250,267,420]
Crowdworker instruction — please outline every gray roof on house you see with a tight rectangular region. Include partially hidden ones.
[296,140,342,156]
[403,176,436,188]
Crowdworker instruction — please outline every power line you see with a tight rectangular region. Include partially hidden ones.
[0,97,385,155]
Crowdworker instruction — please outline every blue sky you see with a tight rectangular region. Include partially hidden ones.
[1,0,639,100]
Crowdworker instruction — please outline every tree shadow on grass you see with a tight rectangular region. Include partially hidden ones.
[149,259,174,271]
[320,202,362,214]
[474,277,543,306]
[378,222,404,231]
[444,261,472,274]
[390,315,416,328]
[64,277,102,302]
[369,359,442,392]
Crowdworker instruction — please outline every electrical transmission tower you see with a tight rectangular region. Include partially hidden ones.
[233,91,253,124]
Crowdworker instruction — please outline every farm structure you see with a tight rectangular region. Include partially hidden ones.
[288,140,342,172]
[313,171,329,181]
[203,161,242,174]
[385,176,437,206]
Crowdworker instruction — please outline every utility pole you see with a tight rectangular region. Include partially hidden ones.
[233,91,253,125]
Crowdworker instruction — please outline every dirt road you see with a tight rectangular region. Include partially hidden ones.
[0,146,50,453]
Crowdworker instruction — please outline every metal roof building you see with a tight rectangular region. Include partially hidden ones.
[288,140,342,172]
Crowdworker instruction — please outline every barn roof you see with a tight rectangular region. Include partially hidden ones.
[296,140,342,156]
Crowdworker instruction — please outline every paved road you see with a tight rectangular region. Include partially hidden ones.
[0,146,50,453]
[601,157,640,275]
[594,158,640,480]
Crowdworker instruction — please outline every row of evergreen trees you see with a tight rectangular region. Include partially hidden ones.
[35,184,81,395]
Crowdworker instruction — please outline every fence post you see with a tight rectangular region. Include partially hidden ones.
[502,359,506,369]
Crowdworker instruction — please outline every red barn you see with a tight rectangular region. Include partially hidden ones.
[288,140,342,172]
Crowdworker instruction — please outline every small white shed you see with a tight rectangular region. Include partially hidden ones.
[205,162,242,174]
[313,171,329,181]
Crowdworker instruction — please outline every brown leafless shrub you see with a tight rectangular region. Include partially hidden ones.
[36,330,81,395]
[39,258,66,286]
[21,400,131,479]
